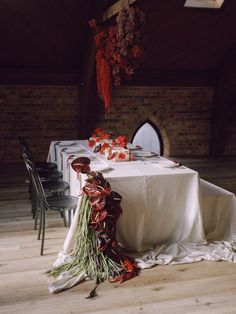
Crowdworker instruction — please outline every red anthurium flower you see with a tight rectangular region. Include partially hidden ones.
[89,196,106,211]
[92,210,108,223]
[99,186,111,197]
[110,270,138,283]
[122,258,137,272]
[115,135,127,148]
[80,164,91,174]
[80,166,139,286]
[100,143,109,155]
[71,157,91,174]
[88,139,96,147]
[118,152,126,160]
[108,152,118,160]
[83,184,102,197]
[101,133,111,139]
[94,128,104,136]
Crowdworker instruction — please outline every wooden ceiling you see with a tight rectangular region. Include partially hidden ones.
[141,0,236,71]
[0,0,92,68]
[0,0,236,84]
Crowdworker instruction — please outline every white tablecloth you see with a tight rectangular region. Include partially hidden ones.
[47,140,236,293]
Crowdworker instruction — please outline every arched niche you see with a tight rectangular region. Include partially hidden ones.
[131,120,164,155]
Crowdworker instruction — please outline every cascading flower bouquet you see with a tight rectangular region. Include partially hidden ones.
[48,157,138,297]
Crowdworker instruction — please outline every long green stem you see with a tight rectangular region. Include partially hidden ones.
[47,195,124,281]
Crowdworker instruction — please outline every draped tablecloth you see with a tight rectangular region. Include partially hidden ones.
[47,140,236,292]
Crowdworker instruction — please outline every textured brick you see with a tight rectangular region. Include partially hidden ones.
[0,85,79,162]
[1,84,236,163]
[89,86,214,157]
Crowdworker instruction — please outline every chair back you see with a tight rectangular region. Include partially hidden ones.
[23,154,48,208]
[19,136,33,160]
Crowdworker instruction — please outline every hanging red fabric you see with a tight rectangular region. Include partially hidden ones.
[95,49,111,112]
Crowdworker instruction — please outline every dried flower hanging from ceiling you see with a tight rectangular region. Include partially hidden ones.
[113,6,145,86]
[89,6,145,112]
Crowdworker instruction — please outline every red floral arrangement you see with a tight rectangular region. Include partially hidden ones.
[88,128,112,148]
[112,135,128,148]
[48,157,138,297]
[107,151,127,161]
[88,128,133,162]
[89,6,145,112]
[83,171,138,284]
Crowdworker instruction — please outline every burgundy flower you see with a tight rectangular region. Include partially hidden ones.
[71,157,91,174]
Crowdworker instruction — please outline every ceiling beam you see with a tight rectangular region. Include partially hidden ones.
[0,68,80,85]
[102,0,137,22]
[124,69,216,86]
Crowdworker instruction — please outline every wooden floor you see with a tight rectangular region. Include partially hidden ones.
[1,159,236,314]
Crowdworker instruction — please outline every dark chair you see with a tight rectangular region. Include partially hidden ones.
[18,136,57,171]
[29,168,64,217]
[24,156,78,255]
[22,153,70,226]
[19,136,64,209]
[33,179,71,230]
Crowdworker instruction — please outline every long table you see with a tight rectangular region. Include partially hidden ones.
[47,140,236,292]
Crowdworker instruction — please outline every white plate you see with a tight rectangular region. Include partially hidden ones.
[133,151,158,158]
[127,143,142,151]
[65,147,85,153]
[58,141,75,147]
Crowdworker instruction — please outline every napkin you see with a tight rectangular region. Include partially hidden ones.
[153,159,181,168]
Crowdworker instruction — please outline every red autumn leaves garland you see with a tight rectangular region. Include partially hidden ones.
[89,6,145,112]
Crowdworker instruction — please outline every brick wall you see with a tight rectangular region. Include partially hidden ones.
[0,85,79,163]
[225,113,236,155]
[2,84,235,163]
[90,86,214,157]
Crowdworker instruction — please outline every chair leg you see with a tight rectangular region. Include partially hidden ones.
[31,188,36,217]
[61,211,68,227]
[40,207,46,256]
[34,202,39,230]
[68,210,71,227]
[33,196,40,229]
[38,205,43,240]
[29,180,32,201]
